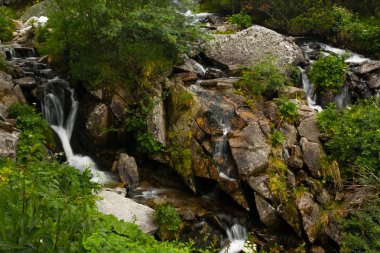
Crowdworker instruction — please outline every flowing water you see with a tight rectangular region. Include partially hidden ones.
[42,80,115,184]
[219,224,249,253]
[4,45,116,184]
[300,67,323,112]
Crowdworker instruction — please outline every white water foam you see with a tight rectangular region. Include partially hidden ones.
[220,224,249,253]
[43,81,115,184]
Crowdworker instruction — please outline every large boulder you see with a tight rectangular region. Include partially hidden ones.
[296,192,324,243]
[0,72,26,117]
[96,189,158,234]
[300,138,325,178]
[228,122,271,179]
[113,153,139,189]
[298,117,321,143]
[203,25,304,72]
[84,103,114,147]
[0,128,19,159]
[255,193,283,229]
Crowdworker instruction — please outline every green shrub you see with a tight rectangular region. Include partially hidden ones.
[0,55,7,72]
[308,54,347,94]
[153,204,183,241]
[270,129,284,146]
[317,101,380,175]
[289,6,338,35]
[8,103,51,163]
[276,98,298,123]
[336,17,380,57]
[236,57,286,96]
[0,7,15,41]
[42,0,204,91]
[227,12,252,29]
[341,198,380,253]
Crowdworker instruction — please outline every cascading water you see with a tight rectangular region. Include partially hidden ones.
[300,68,323,112]
[42,79,115,184]
[220,224,249,253]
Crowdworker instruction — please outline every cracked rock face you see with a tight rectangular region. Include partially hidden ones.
[204,25,304,72]
[228,122,271,179]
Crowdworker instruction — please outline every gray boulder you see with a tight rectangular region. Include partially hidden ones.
[248,175,272,199]
[300,138,325,178]
[296,192,323,243]
[96,189,158,234]
[0,128,19,159]
[204,25,304,72]
[114,153,139,189]
[0,72,26,117]
[228,122,271,179]
[255,193,283,229]
[298,117,321,143]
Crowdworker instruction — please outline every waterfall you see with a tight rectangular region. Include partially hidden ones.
[220,224,249,253]
[42,80,115,184]
[300,68,323,112]
[334,85,351,108]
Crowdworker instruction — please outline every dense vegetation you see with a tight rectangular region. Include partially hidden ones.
[0,6,15,41]
[318,101,380,252]
[200,0,380,57]
[0,104,201,252]
[309,54,347,94]
[37,0,203,92]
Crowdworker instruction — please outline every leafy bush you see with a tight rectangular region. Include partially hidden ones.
[236,57,286,96]
[336,17,380,57]
[8,103,51,163]
[0,55,7,72]
[276,98,298,123]
[341,198,380,253]
[227,12,252,29]
[0,7,15,41]
[317,101,380,175]
[153,204,184,241]
[289,6,339,35]
[270,129,284,146]
[42,0,204,91]
[308,54,347,94]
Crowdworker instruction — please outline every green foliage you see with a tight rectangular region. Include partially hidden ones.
[270,129,284,147]
[0,158,98,252]
[341,198,380,253]
[153,204,184,241]
[236,57,286,96]
[125,102,163,155]
[0,102,202,253]
[0,55,7,72]
[335,15,380,57]
[8,103,51,163]
[308,54,347,94]
[227,12,252,29]
[317,101,380,175]
[41,0,204,91]
[289,6,340,35]
[83,214,193,253]
[0,7,15,41]
[275,98,298,123]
